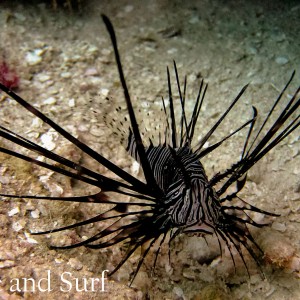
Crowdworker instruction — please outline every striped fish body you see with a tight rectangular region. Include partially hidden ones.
[129,140,222,232]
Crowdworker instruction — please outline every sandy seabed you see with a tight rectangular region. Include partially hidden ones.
[0,1,299,299]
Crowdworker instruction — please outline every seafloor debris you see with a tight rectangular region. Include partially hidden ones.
[0,60,19,89]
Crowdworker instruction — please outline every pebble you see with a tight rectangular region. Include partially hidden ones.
[131,161,140,175]
[288,256,300,273]
[49,183,64,197]
[55,258,64,264]
[87,45,99,56]
[30,209,40,219]
[14,12,26,22]
[271,31,286,42]
[0,250,15,261]
[0,174,3,183]
[189,15,200,24]
[0,260,15,269]
[37,74,51,82]
[271,221,286,232]
[26,49,43,65]
[8,207,20,216]
[31,117,43,128]
[124,5,134,13]
[101,48,111,56]
[85,67,99,76]
[48,87,59,95]
[61,72,72,78]
[173,286,185,300]
[246,46,258,55]
[292,166,300,175]
[167,48,178,54]
[261,231,295,268]
[12,220,26,232]
[275,56,289,65]
[89,76,102,85]
[182,270,196,280]
[100,88,109,97]
[68,98,75,107]
[291,4,300,12]
[68,258,83,271]
[43,97,57,105]
[24,232,38,244]
[40,131,57,151]
[25,201,36,211]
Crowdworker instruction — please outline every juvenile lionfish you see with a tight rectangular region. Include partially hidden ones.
[0,15,299,284]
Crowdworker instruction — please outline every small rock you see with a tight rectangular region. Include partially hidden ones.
[124,5,134,13]
[12,220,26,232]
[131,161,140,175]
[37,74,51,82]
[246,46,258,55]
[30,209,40,219]
[101,48,111,56]
[182,270,196,280]
[89,76,102,85]
[0,260,15,269]
[291,5,300,12]
[288,256,300,273]
[31,117,43,128]
[43,97,57,105]
[167,48,178,54]
[68,98,75,107]
[0,250,15,260]
[189,15,200,24]
[68,258,83,271]
[25,232,38,244]
[26,49,43,65]
[100,88,109,97]
[271,221,286,232]
[85,67,99,76]
[260,231,296,268]
[40,131,57,151]
[271,31,286,42]
[8,207,20,216]
[275,56,289,65]
[87,45,99,56]
[55,258,64,264]
[14,12,26,22]
[173,286,185,300]
[61,72,72,78]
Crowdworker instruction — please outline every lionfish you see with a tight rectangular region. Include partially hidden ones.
[0,15,299,284]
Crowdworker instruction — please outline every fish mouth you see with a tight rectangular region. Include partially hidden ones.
[182,222,215,235]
